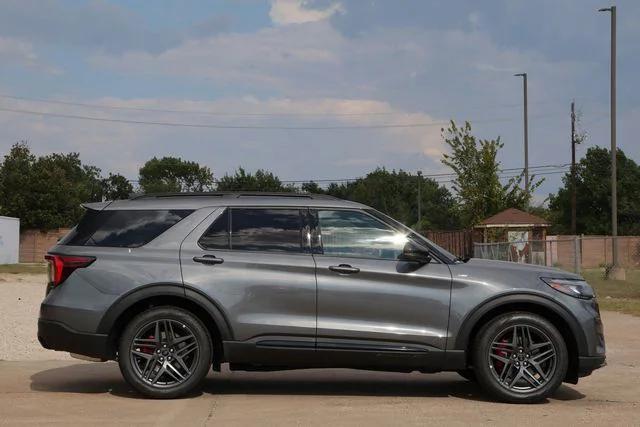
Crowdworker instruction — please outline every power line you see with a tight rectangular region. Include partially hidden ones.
[277,164,571,183]
[0,94,566,118]
[0,106,559,130]
[125,165,570,185]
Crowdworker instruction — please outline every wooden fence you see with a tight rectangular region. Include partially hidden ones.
[424,230,474,259]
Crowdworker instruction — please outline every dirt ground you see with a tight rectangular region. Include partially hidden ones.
[0,273,70,361]
[1,273,639,425]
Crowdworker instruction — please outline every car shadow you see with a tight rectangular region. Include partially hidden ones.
[30,362,585,403]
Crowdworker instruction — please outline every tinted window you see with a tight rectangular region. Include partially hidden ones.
[61,209,192,248]
[198,209,230,250]
[318,210,409,260]
[231,209,303,252]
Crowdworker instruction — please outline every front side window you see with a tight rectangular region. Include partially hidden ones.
[317,209,410,260]
[199,208,304,253]
[61,209,192,248]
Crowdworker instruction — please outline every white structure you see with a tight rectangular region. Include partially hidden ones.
[0,216,19,264]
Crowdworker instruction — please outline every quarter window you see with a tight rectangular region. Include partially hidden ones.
[317,210,409,260]
[60,210,192,248]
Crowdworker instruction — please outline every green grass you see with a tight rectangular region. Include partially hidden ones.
[582,268,640,316]
[0,263,47,274]
[597,298,640,317]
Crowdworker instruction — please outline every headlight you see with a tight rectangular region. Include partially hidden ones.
[541,278,594,300]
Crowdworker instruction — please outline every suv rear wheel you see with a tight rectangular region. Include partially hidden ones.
[118,306,212,398]
[472,312,568,403]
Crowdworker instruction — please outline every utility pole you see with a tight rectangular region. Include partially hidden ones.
[571,101,577,235]
[514,73,529,195]
[599,5,623,279]
[417,170,422,226]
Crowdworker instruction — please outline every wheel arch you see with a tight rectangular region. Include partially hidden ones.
[455,293,585,384]
[97,283,233,364]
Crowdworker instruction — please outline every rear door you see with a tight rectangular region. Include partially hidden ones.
[180,207,317,356]
[312,209,452,361]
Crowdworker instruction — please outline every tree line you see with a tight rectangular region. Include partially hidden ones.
[1,121,639,235]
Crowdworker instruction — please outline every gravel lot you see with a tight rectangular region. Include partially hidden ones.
[0,273,71,361]
[1,273,638,425]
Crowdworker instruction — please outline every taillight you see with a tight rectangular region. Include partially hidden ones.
[44,254,95,287]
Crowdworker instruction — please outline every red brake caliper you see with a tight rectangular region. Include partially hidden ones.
[140,335,155,354]
[493,339,509,372]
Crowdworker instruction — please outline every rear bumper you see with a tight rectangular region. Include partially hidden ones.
[577,355,606,377]
[37,319,112,360]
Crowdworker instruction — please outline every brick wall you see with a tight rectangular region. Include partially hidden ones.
[551,235,640,269]
[19,228,71,263]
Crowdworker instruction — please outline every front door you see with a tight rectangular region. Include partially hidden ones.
[312,209,452,363]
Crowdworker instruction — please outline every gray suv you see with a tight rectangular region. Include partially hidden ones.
[38,192,605,402]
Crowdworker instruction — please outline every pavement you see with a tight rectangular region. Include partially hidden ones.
[1,274,639,425]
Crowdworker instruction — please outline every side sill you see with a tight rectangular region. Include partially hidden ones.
[224,340,467,372]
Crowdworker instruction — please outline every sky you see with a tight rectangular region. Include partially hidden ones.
[0,0,639,204]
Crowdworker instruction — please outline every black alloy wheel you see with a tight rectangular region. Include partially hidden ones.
[118,307,212,398]
[472,312,568,403]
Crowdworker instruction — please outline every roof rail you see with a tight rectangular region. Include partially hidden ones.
[129,191,337,200]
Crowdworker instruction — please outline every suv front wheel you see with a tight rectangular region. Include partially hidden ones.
[472,312,568,403]
[118,306,212,398]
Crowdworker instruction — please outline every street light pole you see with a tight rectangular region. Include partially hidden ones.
[417,170,422,226]
[571,100,577,235]
[599,6,623,279]
[514,73,529,196]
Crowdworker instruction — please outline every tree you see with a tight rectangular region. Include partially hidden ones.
[101,173,134,200]
[138,156,213,193]
[216,167,295,192]
[0,142,102,229]
[441,121,541,227]
[0,142,35,225]
[322,168,460,230]
[549,146,640,235]
[300,181,323,194]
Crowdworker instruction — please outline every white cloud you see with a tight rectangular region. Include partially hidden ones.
[0,37,36,62]
[8,3,619,199]
[0,96,447,181]
[90,22,341,91]
[83,19,592,199]
[0,37,60,74]
[91,21,582,108]
[269,0,344,26]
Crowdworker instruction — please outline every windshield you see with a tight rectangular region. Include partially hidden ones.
[365,209,459,263]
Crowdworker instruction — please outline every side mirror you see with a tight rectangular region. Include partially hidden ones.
[399,242,431,265]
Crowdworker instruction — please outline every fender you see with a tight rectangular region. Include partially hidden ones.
[96,282,233,341]
[453,292,587,354]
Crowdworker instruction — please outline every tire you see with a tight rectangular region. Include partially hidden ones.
[472,312,568,404]
[457,369,476,382]
[118,306,213,398]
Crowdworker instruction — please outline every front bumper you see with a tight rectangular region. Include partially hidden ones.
[577,355,606,377]
[38,319,112,360]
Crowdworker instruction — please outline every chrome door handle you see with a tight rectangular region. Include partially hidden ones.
[193,255,224,265]
[329,264,360,274]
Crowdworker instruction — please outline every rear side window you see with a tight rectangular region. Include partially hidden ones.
[60,209,192,248]
[198,209,230,250]
[199,208,304,253]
